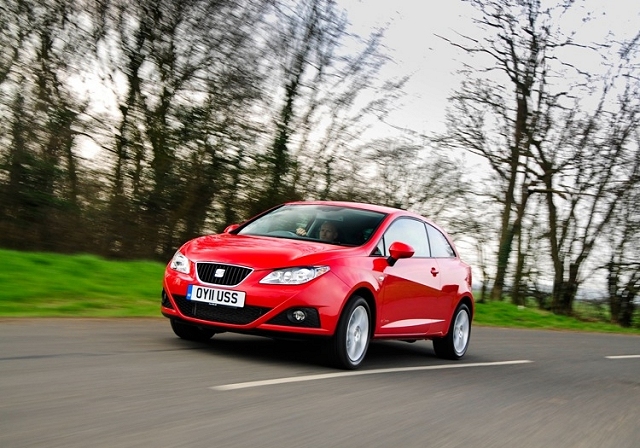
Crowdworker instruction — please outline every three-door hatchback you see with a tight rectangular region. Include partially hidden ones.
[162,201,474,369]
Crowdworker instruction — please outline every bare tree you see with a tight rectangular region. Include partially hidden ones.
[95,0,269,258]
[0,0,93,252]
[249,0,407,212]
[0,0,412,258]
[361,138,468,221]
[535,87,639,314]
[604,157,640,327]
[0,0,29,85]
[438,0,598,304]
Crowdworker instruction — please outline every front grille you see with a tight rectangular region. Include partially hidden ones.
[173,294,270,325]
[196,263,252,286]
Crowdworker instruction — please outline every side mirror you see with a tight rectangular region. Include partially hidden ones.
[387,241,415,266]
[223,224,240,233]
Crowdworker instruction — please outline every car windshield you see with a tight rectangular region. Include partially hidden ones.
[237,204,387,246]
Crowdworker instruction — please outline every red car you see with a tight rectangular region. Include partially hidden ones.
[162,201,474,369]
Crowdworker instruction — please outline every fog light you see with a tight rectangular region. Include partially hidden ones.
[291,310,307,322]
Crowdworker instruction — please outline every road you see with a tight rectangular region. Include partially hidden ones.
[1,318,639,447]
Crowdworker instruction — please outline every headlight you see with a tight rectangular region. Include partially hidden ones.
[169,251,191,274]
[260,266,330,285]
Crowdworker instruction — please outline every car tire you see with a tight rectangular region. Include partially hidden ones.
[433,303,471,360]
[330,296,371,369]
[170,318,216,342]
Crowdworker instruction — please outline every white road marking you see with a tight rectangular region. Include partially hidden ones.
[606,355,640,359]
[210,360,533,391]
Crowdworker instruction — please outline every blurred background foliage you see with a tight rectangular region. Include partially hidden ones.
[0,0,638,326]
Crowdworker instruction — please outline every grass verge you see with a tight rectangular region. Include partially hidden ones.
[0,249,638,333]
[0,249,163,317]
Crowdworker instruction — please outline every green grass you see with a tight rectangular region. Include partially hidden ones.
[0,249,165,317]
[0,248,638,334]
[473,300,640,334]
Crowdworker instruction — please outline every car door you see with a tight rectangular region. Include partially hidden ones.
[425,223,460,334]
[375,218,442,336]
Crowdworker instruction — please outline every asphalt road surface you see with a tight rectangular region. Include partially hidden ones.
[1,318,639,448]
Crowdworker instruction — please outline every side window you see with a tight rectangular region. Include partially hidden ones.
[373,239,384,256]
[379,218,431,257]
[427,224,456,258]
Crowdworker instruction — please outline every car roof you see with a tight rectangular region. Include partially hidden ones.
[284,200,400,214]
[283,200,434,224]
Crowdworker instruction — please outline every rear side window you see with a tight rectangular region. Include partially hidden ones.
[378,218,431,257]
[427,224,456,258]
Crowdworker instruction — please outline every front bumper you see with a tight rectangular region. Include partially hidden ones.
[162,268,351,336]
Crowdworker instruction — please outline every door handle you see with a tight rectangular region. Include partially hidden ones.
[431,267,439,276]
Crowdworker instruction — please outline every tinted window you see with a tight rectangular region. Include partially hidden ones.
[379,218,430,257]
[427,224,456,257]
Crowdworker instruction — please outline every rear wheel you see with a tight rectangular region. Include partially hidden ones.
[433,303,471,360]
[329,296,371,369]
[170,319,216,342]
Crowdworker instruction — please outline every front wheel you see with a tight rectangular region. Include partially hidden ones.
[329,296,371,369]
[170,319,216,342]
[433,303,471,360]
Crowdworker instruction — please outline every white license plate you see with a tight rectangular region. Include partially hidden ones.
[187,285,246,308]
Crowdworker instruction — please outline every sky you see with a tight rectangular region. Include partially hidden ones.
[337,0,640,138]
[337,0,476,136]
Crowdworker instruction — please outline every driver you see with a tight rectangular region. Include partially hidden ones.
[296,220,339,242]
[318,221,339,242]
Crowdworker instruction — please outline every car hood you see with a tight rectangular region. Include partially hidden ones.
[181,233,348,269]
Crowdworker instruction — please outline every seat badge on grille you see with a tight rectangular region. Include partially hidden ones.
[214,268,225,278]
